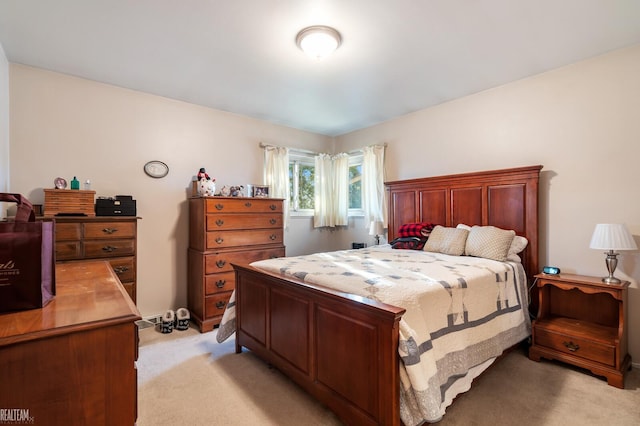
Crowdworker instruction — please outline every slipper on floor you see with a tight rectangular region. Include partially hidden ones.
[160,310,175,334]
[175,308,190,331]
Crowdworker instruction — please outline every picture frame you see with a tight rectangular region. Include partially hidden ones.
[251,184,270,198]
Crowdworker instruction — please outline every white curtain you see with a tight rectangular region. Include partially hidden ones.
[264,146,290,228]
[313,154,333,227]
[332,153,349,226]
[362,145,387,228]
[314,153,349,227]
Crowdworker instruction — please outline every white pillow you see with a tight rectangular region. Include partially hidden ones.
[423,225,469,256]
[456,223,471,231]
[465,225,516,262]
[507,235,528,262]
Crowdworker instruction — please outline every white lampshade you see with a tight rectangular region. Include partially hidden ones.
[369,221,384,236]
[589,224,637,251]
[296,26,341,59]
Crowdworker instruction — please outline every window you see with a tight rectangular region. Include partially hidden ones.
[289,152,363,217]
[348,154,363,212]
[289,152,315,214]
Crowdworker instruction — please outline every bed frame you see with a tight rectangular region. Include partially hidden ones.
[233,165,542,426]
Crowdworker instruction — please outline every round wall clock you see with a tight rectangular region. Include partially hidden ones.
[144,161,169,178]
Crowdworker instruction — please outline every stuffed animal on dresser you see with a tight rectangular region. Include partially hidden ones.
[229,185,245,197]
[196,167,216,197]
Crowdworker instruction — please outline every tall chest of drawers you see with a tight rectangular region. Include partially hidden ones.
[188,197,285,332]
[53,216,139,303]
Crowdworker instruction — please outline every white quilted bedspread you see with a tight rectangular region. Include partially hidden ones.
[218,246,531,425]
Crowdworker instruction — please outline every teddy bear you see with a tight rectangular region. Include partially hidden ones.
[229,185,245,197]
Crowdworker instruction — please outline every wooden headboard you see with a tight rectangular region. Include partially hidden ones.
[385,165,542,279]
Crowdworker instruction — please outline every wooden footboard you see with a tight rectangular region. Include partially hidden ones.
[233,263,406,426]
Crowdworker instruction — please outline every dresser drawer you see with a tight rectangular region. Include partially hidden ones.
[205,272,235,295]
[204,247,285,274]
[84,222,136,239]
[107,257,136,283]
[534,326,615,367]
[205,198,283,214]
[206,229,283,249]
[205,293,232,319]
[55,223,82,241]
[56,241,82,260]
[84,239,136,258]
[206,213,282,231]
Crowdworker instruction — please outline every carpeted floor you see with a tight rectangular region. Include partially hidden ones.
[136,324,640,425]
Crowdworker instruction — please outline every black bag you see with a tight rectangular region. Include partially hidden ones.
[0,193,56,312]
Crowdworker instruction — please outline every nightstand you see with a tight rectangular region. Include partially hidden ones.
[529,273,631,388]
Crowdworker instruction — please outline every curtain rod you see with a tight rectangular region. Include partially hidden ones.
[259,142,387,156]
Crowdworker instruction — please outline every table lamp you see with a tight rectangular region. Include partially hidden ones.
[369,221,385,245]
[589,223,637,284]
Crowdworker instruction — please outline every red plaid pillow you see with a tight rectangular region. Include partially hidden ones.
[397,222,436,238]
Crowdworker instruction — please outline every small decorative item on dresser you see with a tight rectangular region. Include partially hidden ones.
[589,223,637,284]
[251,185,270,197]
[196,167,216,197]
[229,185,245,197]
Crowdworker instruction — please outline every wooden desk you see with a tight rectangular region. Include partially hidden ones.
[0,261,141,425]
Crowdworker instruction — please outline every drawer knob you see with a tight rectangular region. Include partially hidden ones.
[215,280,226,288]
[215,237,224,244]
[216,260,226,268]
[244,202,252,208]
[102,227,118,234]
[102,245,117,252]
[215,219,224,226]
[269,218,276,225]
[563,341,580,352]
[113,266,129,274]
[269,204,277,210]
[269,234,277,240]
[215,301,226,309]
[215,203,224,210]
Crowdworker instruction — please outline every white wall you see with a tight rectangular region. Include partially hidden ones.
[8,64,335,318]
[0,43,9,215]
[336,44,640,364]
[8,44,640,364]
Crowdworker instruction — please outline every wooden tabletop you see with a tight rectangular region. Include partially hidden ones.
[0,261,141,347]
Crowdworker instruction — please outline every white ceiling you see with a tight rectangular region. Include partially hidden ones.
[1,1,640,136]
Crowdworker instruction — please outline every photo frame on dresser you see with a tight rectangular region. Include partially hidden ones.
[250,184,270,197]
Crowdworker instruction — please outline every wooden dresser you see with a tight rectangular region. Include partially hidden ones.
[0,261,141,425]
[188,197,285,332]
[53,216,139,303]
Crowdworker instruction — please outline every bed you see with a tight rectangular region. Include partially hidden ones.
[218,165,542,425]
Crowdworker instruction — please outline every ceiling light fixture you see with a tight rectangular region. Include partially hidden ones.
[296,25,341,60]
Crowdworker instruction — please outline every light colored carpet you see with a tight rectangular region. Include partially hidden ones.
[137,324,640,425]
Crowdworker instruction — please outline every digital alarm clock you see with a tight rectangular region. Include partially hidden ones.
[543,266,561,275]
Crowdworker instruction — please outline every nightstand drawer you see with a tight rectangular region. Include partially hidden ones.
[534,326,615,367]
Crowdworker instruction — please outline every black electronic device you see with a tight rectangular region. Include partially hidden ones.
[95,195,137,216]
[542,266,561,275]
